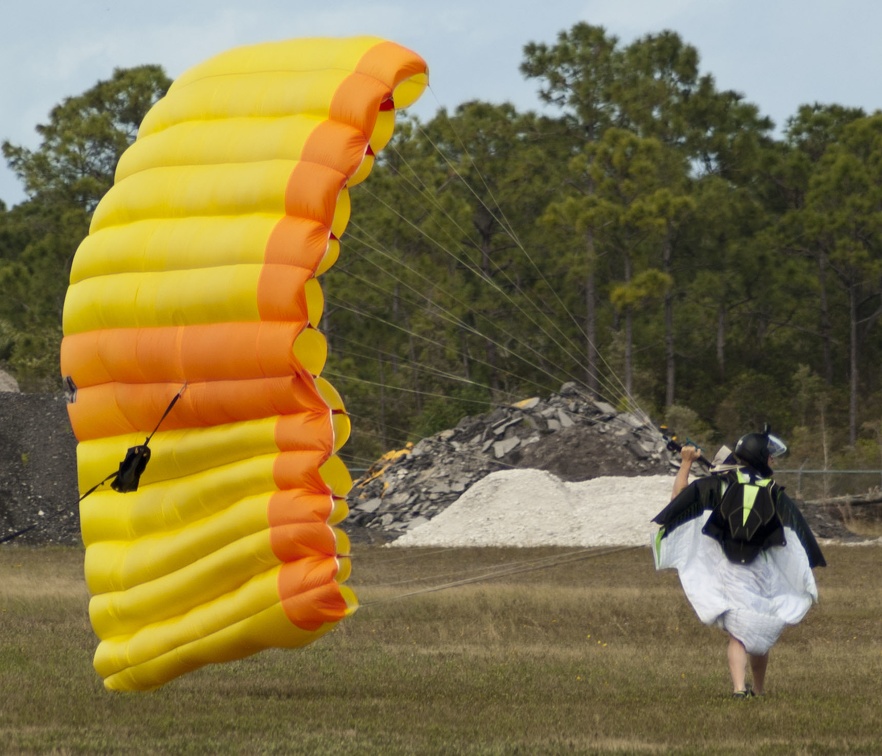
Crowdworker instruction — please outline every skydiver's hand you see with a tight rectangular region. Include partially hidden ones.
[680,445,702,465]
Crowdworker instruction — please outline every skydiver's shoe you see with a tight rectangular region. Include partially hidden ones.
[731,690,750,699]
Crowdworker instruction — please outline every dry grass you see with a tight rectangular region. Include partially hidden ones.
[1,543,880,754]
[837,504,882,538]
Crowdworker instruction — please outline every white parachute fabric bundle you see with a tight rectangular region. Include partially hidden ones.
[653,512,818,654]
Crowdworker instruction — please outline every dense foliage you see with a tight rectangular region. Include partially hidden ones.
[2,25,880,479]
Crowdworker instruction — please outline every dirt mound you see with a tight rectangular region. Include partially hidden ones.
[514,423,666,479]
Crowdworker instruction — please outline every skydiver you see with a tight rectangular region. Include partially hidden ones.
[652,430,826,699]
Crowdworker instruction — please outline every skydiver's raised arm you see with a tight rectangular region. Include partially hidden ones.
[671,445,702,500]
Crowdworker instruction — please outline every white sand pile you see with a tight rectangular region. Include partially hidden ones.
[391,469,674,548]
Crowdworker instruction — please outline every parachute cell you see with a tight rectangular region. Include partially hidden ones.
[60,36,428,691]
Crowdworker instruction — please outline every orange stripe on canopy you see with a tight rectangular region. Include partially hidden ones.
[68,376,330,440]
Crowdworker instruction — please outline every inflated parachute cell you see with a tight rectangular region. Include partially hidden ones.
[60,37,428,691]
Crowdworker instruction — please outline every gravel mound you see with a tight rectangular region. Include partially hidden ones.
[392,470,673,548]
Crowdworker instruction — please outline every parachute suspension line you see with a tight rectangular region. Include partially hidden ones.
[348,165,592,364]
[365,546,607,589]
[367,546,460,565]
[349,195,628,414]
[405,122,609,367]
[388,120,653,420]
[324,369,498,406]
[360,545,642,607]
[412,116,525,249]
[347,192,590,377]
[346,205,635,411]
[334,367,591,474]
[328,369,580,476]
[384,124,650,421]
[325,296,568,401]
[354,173,598,385]
[328,249,588,398]
[344,221,604,390]
[331,332,477,381]
[329,334,523,398]
[371,136,642,413]
[339,402,530,475]
[328,373,538,472]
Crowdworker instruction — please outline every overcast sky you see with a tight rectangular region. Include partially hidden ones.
[2,0,881,206]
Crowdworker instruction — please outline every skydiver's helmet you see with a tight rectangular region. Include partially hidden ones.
[734,430,788,477]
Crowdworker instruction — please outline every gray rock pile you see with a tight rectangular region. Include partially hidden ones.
[347,383,679,539]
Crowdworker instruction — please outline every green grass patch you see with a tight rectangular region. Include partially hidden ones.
[1,544,879,754]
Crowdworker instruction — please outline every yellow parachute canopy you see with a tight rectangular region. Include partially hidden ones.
[60,36,428,691]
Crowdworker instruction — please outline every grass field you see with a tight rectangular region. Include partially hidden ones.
[1,542,880,754]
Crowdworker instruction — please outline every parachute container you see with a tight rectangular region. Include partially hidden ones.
[60,37,428,691]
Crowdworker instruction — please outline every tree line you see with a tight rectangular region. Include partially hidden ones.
[2,23,880,489]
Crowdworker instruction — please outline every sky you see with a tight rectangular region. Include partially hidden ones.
[2,0,881,207]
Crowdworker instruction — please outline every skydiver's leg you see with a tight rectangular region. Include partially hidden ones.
[727,635,748,693]
[749,652,768,695]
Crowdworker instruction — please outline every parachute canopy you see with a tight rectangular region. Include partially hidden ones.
[60,36,428,691]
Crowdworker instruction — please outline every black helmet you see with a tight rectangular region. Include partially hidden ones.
[734,427,787,476]
[734,433,769,470]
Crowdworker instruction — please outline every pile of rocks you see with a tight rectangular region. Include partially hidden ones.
[347,383,679,540]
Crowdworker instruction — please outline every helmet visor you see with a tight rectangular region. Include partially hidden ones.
[767,434,788,458]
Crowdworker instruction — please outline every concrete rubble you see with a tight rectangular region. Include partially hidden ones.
[347,382,679,539]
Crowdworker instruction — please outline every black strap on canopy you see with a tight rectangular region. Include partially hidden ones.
[1,383,187,545]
